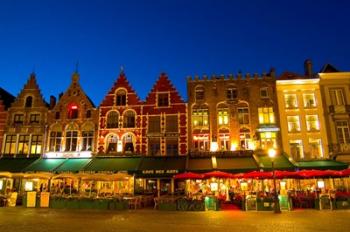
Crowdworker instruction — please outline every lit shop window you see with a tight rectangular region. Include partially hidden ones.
[258,107,275,124]
[259,132,276,149]
[289,140,304,159]
[284,94,298,109]
[306,115,320,131]
[192,108,209,127]
[287,116,301,132]
[309,138,323,158]
[303,93,316,108]
[218,108,229,125]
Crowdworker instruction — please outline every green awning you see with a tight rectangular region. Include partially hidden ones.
[187,158,213,173]
[255,154,295,170]
[55,158,92,173]
[84,157,141,173]
[296,160,348,170]
[216,157,258,173]
[24,158,66,172]
[0,158,39,172]
[137,157,186,177]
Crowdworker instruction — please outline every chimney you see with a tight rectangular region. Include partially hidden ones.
[58,92,63,100]
[304,59,313,78]
[49,95,56,109]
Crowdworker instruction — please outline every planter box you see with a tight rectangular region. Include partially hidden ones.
[159,202,177,211]
[335,200,350,209]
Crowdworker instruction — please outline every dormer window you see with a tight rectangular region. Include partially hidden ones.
[260,87,269,98]
[67,103,79,119]
[25,96,33,108]
[158,93,169,107]
[227,87,238,100]
[116,89,126,106]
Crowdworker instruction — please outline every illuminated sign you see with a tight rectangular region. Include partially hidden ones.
[141,170,179,175]
[256,127,280,132]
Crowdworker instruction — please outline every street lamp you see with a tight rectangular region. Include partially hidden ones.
[268,148,281,214]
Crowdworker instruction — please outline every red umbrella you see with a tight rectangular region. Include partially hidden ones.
[232,173,245,179]
[203,171,233,178]
[174,172,204,179]
[274,170,299,179]
[341,169,350,177]
[243,171,273,179]
[297,169,340,178]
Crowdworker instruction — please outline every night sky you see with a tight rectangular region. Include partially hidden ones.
[1,0,350,105]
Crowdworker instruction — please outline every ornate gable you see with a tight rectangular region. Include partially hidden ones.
[100,71,142,107]
[144,73,185,105]
[11,73,48,108]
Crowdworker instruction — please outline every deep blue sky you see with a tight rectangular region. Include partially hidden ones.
[1,0,350,105]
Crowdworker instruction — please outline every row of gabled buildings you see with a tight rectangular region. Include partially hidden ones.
[0,60,350,164]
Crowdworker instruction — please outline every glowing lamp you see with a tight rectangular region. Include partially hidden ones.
[210,142,218,152]
[241,182,248,191]
[0,180,3,190]
[71,105,78,109]
[210,182,218,191]
[117,141,123,152]
[230,142,237,151]
[268,148,276,158]
[25,181,34,191]
[317,180,325,189]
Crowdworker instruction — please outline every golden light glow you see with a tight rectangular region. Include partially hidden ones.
[248,141,255,150]
[117,140,123,152]
[230,142,237,151]
[210,142,218,152]
[268,148,276,158]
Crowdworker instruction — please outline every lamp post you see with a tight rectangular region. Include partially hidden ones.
[268,148,281,214]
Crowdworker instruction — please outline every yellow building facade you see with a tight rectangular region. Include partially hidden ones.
[277,76,328,160]
[319,68,350,163]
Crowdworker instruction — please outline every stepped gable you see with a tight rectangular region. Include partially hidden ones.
[11,72,48,108]
[0,88,15,110]
[52,72,95,110]
[144,72,185,104]
[100,71,142,107]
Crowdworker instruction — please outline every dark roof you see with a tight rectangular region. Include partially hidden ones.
[0,87,15,109]
[320,64,339,73]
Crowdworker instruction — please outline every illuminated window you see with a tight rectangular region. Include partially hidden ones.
[106,111,119,128]
[284,94,298,108]
[116,89,126,106]
[4,135,16,155]
[123,134,134,153]
[192,107,209,127]
[193,135,209,151]
[158,93,169,107]
[30,114,40,124]
[148,116,160,133]
[330,88,345,106]
[49,131,62,152]
[18,135,30,155]
[30,135,42,155]
[289,140,304,159]
[239,129,250,150]
[336,121,350,144]
[227,87,237,100]
[67,104,79,119]
[82,131,94,151]
[65,131,78,151]
[258,107,275,124]
[259,132,276,149]
[106,135,118,153]
[14,114,24,124]
[217,107,229,125]
[306,115,319,131]
[219,134,230,151]
[303,93,316,108]
[195,86,204,101]
[238,106,249,124]
[309,138,323,158]
[25,96,33,108]
[287,116,301,132]
[260,87,269,98]
[123,110,135,128]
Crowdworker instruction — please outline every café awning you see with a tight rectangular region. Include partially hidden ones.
[55,158,92,173]
[187,158,213,173]
[137,156,186,178]
[295,160,348,170]
[216,157,258,173]
[255,154,295,170]
[83,157,141,173]
[23,158,66,172]
[0,158,38,172]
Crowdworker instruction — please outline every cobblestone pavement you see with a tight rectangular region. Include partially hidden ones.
[0,208,349,232]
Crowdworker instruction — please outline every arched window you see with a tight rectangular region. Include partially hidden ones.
[106,111,119,128]
[123,110,135,128]
[67,103,79,119]
[195,86,204,101]
[217,103,229,126]
[82,123,94,151]
[25,96,33,108]
[116,89,126,106]
[192,105,209,128]
[123,133,134,153]
[65,124,78,152]
[237,102,250,125]
[106,134,118,153]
